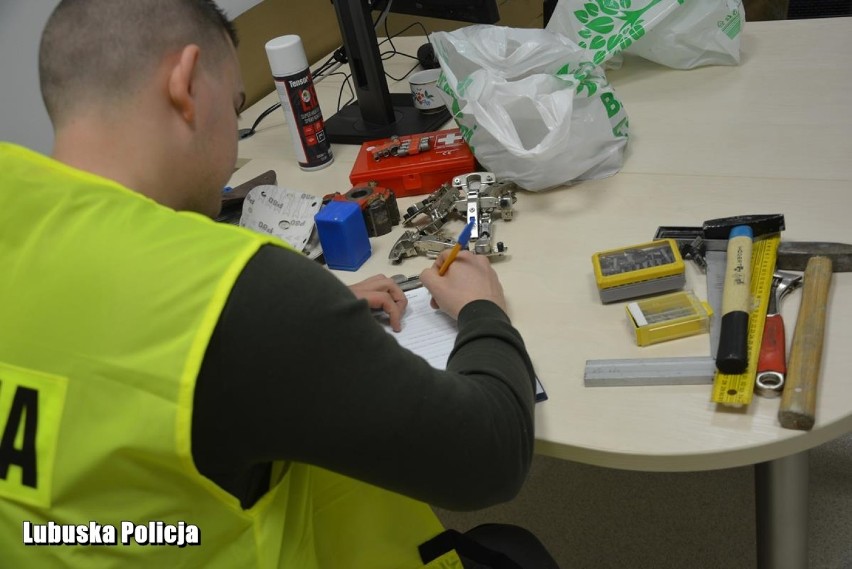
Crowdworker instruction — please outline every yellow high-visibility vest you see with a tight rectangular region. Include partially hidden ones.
[0,143,455,568]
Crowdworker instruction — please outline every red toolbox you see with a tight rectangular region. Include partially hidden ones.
[348,128,476,198]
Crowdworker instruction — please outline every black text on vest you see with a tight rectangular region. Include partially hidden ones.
[0,383,39,488]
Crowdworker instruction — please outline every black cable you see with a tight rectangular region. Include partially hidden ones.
[381,57,421,83]
[333,72,356,111]
[379,19,431,82]
[238,102,281,140]
[381,19,430,54]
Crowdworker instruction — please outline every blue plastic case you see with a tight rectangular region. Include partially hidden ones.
[314,201,371,271]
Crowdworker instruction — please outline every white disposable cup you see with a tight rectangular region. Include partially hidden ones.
[409,68,445,114]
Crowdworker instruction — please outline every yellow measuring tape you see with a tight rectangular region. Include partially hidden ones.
[711,234,780,406]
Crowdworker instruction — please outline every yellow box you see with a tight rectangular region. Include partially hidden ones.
[626,290,713,346]
[592,239,685,303]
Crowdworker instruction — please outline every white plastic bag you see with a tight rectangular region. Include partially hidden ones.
[546,0,744,69]
[430,26,629,191]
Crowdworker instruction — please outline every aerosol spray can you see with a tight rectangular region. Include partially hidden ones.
[265,35,334,170]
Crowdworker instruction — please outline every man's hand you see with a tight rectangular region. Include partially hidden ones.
[419,251,507,319]
[349,274,408,332]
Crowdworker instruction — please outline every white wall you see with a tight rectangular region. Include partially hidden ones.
[218,0,263,18]
[0,0,62,153]
[0,0,260,154]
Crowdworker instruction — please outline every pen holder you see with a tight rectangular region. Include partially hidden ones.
[314,201,371,271]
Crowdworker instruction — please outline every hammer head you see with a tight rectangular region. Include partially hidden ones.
[702,214,786,240]
[777,241,852,272]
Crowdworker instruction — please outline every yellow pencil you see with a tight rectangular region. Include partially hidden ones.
[438,220,475,276]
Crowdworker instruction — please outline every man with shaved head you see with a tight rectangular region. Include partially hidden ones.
[39,0,245,216]
[0,1,557,567]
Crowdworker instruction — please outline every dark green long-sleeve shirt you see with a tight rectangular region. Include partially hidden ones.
[192,244,537,511]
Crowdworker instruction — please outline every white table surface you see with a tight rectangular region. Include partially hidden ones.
[232,18,852,472]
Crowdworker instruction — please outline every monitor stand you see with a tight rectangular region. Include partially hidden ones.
[324,93,452,145]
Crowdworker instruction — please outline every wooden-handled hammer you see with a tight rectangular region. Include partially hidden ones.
[775,242,852,430]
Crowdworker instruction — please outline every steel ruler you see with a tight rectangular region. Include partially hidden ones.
[584,234,780,402]
[584,356,715,386]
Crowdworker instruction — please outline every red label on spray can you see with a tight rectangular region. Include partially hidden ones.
[273,68,334,170]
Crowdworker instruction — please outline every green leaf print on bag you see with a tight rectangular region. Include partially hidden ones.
[549,0,742,70]
[556,62,607,97]
[572,0,666,65]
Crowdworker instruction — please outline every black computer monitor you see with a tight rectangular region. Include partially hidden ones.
[324,0,500,145]
[379,0,500,23]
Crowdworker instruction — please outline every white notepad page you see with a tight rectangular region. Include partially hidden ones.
[378,287,547,401]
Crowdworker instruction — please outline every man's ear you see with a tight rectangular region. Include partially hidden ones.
[167,44,202,125]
